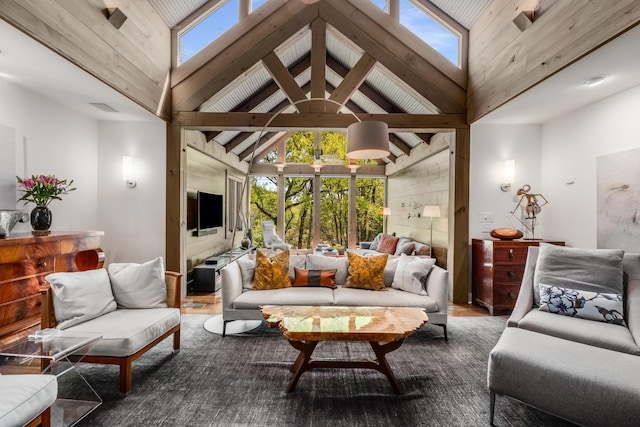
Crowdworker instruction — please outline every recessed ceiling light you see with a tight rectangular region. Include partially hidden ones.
[584,75,608,87]
[89,102,119,112]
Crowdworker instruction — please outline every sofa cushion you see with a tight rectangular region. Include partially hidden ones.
[233,287,334,309]
[65,308,180,357]
[306,254,349,286]
[393,237,413,256]
[46,269,117,329]
[289,254,307,282]
[533,243,624,306]
[384,256,400,287]
[539,284,626,326]
[368,233,383,251]
[237,254,256,290]
[293,267,337,289]
[345,252,387,290]
[391,254,436,295]
[518,310,640,355]
[108,257,168,309]
[0,374,57,427]
[254,249,291,290]
[333,286,438,311]
[376,234,399,254]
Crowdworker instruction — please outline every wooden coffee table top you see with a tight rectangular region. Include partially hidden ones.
[261,305,428,342]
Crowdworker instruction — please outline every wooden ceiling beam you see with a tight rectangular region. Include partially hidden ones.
[203,131,221,142]
[388,134,412,156]
[326,55,403,114]
[327,53,376,113]
[173,112,467,131]
[172,2,316,112]
[263,51,310,113]
[239,132,285,162]
[250,163,386,176]
[310,18,327,112]
[246,132,293,163]
[320,0,465,113]
[415,132,434,144]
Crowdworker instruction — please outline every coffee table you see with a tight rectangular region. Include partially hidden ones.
[0,330,102,427]
[261,305,427,394]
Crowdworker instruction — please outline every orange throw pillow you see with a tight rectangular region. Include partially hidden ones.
[254,249,291,290]
[345,251,388,290]
[376,234,399,254]
[293,267,337,289]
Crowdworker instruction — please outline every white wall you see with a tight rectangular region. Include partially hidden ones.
[541,85,640,248]
[469,124,543,240]
[98,121,166,264]
[0,78,98,233]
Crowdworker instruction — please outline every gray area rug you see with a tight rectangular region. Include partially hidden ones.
[76,315,572,427]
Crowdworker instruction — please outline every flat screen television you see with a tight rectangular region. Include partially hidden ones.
[197,191,223,234]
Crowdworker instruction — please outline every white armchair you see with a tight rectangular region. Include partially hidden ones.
[261,220,292,250]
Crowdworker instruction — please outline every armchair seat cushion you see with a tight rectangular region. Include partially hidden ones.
[518,310,640,355]
[65,308,180,357]
[0,374,57,427]
[233,288,334,309]
[333,286,438,311]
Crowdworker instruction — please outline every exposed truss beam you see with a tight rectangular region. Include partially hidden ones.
[263,52,310,113]
[250,163,386,176]
[246,132,293,163]
[174,112,467,131]
[327,53,376,113]
[388,134,412,156]
[310,18,326,112]
[239,132,286,161]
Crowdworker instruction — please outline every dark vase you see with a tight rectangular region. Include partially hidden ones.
[30,206,52,235]
[241,236,251,249]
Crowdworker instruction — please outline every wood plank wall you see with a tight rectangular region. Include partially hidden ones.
[468,0,640,123]
[0,0,171,120]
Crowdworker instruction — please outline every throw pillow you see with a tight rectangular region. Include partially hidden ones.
[393,237,414,256]
[289,254,307,282]
[384,256,401,287]
[377,234,400,254]
[345,251,388,290]
[254,249,291,290]
[293,267,337,289]
[533,243,624,306]
[108,257,168,309]
[306,254,349,286]
[414,243,431,256]
[46,269,117,329]
[391,254,437,295]
[236,254,256,290]
[368,233,383,251]
[539,284,626,326]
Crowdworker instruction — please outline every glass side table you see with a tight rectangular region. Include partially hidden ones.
[0,330,103,427]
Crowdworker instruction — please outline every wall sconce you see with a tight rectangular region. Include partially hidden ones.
[104,8,128,29]
[276,164,284,173]
[501,159,515,192]
[513,10,535,32]
[122,156,136,188]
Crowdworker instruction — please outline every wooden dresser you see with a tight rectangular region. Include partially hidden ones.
[471,239,564,315]
[0,231,104,342]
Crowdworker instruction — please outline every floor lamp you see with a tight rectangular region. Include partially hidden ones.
[422,205,441,258]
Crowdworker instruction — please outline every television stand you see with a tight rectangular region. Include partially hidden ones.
[192,246,256,293]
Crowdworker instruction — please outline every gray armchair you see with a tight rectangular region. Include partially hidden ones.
[261,220,292,250]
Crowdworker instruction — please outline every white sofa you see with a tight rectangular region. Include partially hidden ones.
[0,374,57,427]
[222,252,448,338]
[40,259,182,395]
[488,245,640,426]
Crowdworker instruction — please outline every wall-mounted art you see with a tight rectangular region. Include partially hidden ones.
[596,147,640,252]
[0,126,17,210]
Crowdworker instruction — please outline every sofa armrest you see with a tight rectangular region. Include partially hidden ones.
[427,266,449,313]
[507,247,539,326]
[165,271,182,309]
[359,242,372,250]
[221,261,243,310]
[40,285,57,329]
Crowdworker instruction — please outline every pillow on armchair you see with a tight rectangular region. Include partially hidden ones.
[46,269,117,329]
[108,257,168,309]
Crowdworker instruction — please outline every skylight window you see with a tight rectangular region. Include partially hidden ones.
[370,0,460,67]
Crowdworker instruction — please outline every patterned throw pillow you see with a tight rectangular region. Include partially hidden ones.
[376,234,399,254]
[539,284,626,326]
[345,251,388,290]
[293,268,337,289]
[254,249,291,290]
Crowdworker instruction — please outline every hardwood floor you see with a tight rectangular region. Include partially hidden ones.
[182,292,490,317]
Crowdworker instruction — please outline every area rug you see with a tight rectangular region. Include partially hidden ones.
[75,315,572,427]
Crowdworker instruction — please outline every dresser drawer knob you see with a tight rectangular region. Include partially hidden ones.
[508,292,516,299]
[38,261,48,269]
[507,271,516,278]
[508,249,516,259]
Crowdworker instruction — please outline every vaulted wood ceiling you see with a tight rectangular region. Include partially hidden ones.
[169,0,468,169]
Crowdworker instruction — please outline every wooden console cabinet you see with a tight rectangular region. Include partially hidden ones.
[471,239,564,315]
[0,231,104,342]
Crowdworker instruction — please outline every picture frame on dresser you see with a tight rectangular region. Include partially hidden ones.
[471,238,565,315]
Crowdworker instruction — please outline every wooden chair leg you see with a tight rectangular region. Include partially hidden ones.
[26,407,50,427]
[119,359,133,395]
[173,329,181,353]
[490,391,496,426]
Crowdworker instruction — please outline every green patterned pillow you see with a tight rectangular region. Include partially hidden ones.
[254,249,291,290]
